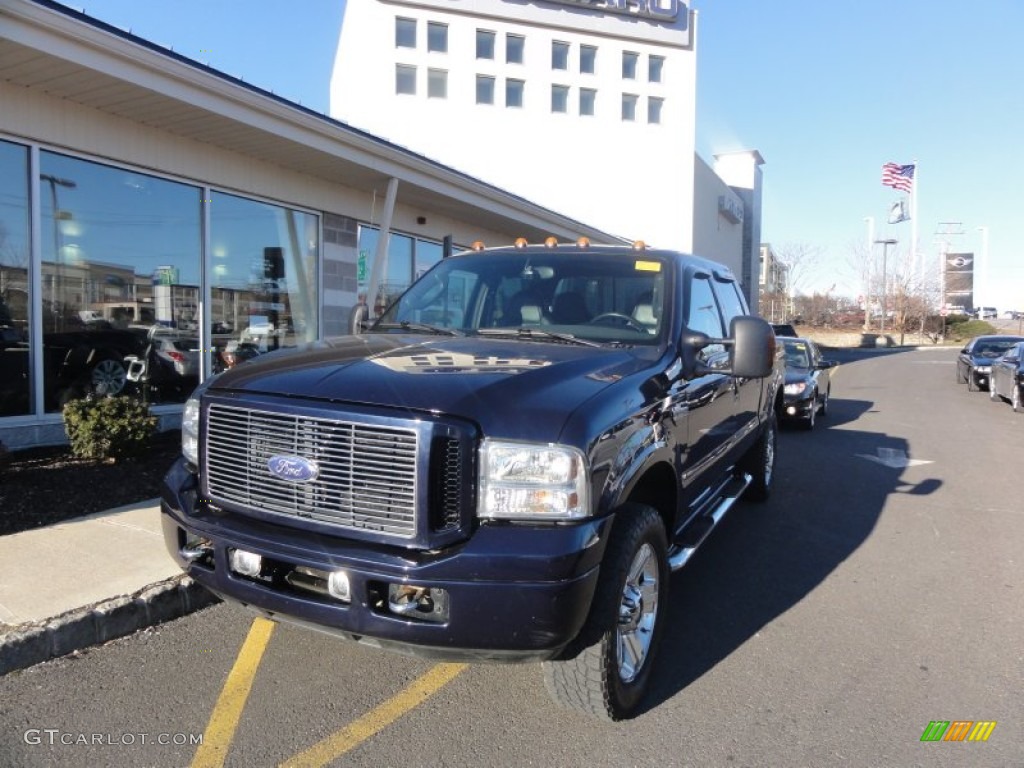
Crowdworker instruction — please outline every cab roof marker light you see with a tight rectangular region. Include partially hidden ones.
[471,240,486,251]
[544,236,559,248]
[514,237,529,248]
[632,240,647,251]
[576,237,591,248]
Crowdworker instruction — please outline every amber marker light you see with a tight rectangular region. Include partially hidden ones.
[471,240,486,251]
[576,237,591,248]
[631,240,647,251]
[544,236,559,248]
[514,237,529,248]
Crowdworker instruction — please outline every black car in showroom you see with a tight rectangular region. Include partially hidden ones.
[956,335,1024,391]
[779,336,837,430]
[988,341,1024,412]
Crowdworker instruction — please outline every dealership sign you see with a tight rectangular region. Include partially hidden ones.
[544,0,686,22]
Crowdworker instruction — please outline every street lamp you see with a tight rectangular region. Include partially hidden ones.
[976,225,988,309]
[875,238,897,334]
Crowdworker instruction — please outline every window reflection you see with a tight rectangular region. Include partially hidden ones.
[0,140,31,416]
[356,226,444,317]
[38,151,201,409]
[209,191,318,373]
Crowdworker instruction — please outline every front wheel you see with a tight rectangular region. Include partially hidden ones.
[542,504,668,721]
[967,372,977,392]
[820,385,830,417]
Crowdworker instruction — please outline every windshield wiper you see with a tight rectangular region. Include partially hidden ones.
[476,327,602,347]
[374,321,463,336]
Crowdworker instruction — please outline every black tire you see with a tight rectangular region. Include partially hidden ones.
[820,385,830,417]
[802,391,817,431]
[542,504,668,721]
[741,411,776,501]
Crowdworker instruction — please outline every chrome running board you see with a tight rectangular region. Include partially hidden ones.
[668,473,752,572]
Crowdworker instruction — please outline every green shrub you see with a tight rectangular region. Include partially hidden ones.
[946,319,996,342]
[62,396,158,462]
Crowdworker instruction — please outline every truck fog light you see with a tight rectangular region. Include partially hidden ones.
[229,548,263,577]
[327,570,351,602]
[786,405,797,415]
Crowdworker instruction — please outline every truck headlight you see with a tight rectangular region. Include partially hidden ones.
[478,440,590,520]
[182,396,200,465]
[784,382,808,396]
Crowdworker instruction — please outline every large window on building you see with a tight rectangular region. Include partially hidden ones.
[209,191,318,370]
[552,41,569,70]
[428,68,448,99]
[649,55,665,83]
[580,88,596,116]
[395,17,416,48]
[622,93,638,121]
[580,45,597,74]
[551,85,569,113]
[38,150,202,409]
[427,21,448,53]
[648,96,664,124]
[622,51,639,79]
[476,29,495,59]
[476,75,495,105]
[506,79,525,108]
[0,140,31,416]
[396,64,416,95]
[506,34,525,64]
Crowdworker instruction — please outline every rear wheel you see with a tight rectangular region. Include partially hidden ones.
[89,357,128,396]
[741,411,776,501]
[542,504,668,721]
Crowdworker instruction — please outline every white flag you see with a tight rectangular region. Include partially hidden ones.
[888,200,909,224]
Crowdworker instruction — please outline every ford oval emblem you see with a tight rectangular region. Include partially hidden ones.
[267,455,320,483]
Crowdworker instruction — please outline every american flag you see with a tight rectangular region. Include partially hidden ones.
[881,162,915,193]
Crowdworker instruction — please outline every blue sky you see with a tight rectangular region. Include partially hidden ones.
[68,0,1024,310]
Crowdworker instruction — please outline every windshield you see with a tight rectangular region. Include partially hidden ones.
[374,250,669,345]
[783,340,811,369]
[974,340,1016,358]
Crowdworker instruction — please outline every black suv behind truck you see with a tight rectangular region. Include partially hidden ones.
[162,241,783,720]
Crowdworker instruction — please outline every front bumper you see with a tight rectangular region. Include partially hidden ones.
[970,368,991,388]
[161,459,606,662]
[781,393,815,419]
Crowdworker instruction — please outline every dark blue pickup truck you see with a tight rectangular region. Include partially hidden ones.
[162,240,783,720]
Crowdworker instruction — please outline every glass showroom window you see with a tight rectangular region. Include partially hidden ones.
[356,226,444,315]
[428,68,448,99]
[621,93,638,122]
[427,22,448,53]
[395,17,416,48]
[476,29,495,59]
[649,55,665,83]
[579,88,596,116]
[552,41,569,70]
[476,75,495,105]
[209,192,318,371]
[0,140,31,417]
[506,34,525,64]
[551,84,569,114]
[396,64,416,95]
[506,78,525,108]
[38,150,202,409]
[648,96,664,124]
[580,45,597,74]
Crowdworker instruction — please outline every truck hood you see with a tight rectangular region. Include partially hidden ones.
[208,334,657,439]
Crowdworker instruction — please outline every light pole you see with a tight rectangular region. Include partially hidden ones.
[875,238,897,334]
[864,216,875,330]
[976,225,988,310]
[40,173,77,331]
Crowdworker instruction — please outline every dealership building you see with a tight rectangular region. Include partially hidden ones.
[0,0,763,449]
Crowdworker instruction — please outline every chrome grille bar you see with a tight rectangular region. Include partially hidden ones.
[205,404,419,537]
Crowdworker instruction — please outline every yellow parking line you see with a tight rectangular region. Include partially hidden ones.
[279,663,468,768]
[191,617,276,768]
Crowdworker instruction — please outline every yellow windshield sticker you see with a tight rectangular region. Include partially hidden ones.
[634,260,661,272]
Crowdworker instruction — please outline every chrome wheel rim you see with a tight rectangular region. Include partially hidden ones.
[764,424,775,486]
[91,359,126,395]
[616,542,659,683]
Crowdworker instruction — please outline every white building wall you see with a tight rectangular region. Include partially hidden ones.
[691,156,744,280]
[332,0,698,250]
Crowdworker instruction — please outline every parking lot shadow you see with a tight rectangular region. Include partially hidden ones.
[639,398,942,715]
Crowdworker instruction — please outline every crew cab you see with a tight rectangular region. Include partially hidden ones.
[162,239,783,720]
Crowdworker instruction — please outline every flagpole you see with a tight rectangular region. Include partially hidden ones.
[910,159,919,285]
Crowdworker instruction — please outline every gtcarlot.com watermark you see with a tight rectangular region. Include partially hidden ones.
[24,729,203,747]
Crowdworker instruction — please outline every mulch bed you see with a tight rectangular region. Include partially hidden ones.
[0,431,182,536]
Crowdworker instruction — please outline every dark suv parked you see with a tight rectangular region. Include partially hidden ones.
[162,240,783,720]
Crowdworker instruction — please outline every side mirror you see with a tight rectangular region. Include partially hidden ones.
[729,316,776,378]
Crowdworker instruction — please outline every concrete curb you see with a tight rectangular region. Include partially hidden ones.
[0,575,221,676]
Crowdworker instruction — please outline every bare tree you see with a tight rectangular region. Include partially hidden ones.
[774,242,824,299]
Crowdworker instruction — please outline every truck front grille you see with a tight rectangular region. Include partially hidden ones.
[205,404,418,538]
